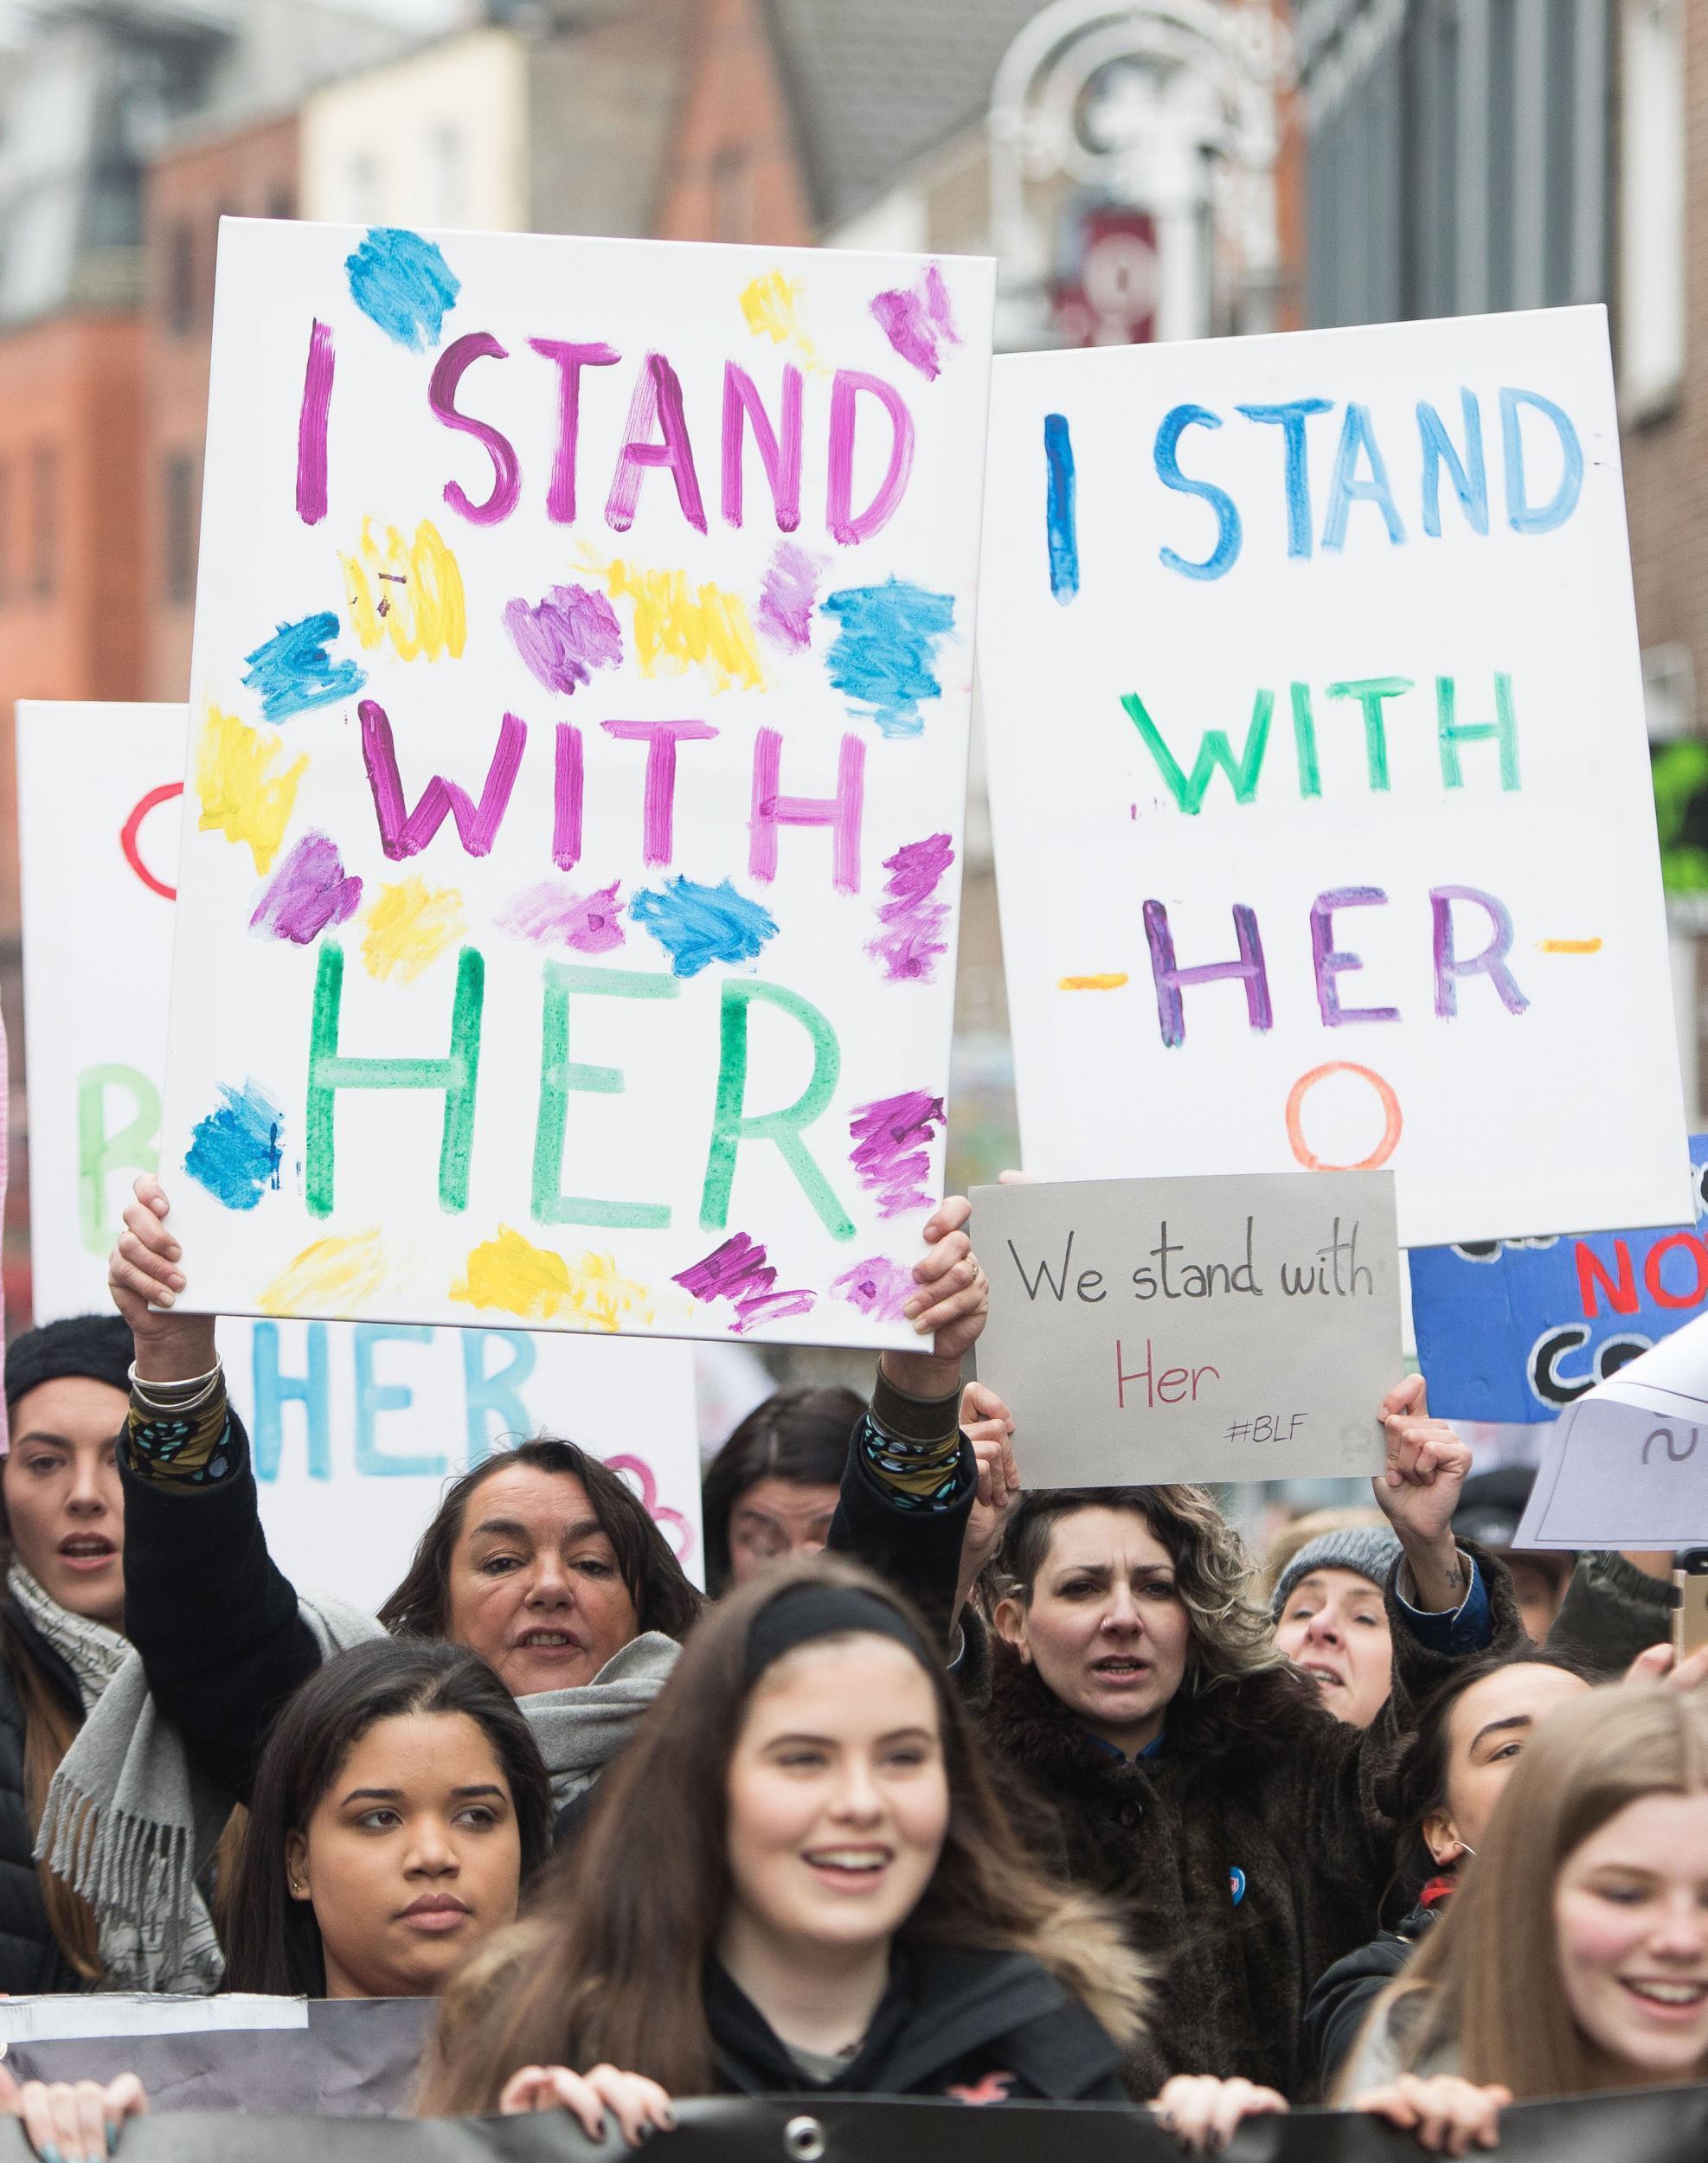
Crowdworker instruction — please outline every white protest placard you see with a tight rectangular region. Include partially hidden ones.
[16,700,703,1608]
[978,308,1690,1249]
[973,1171,1400,1486]
[161,221,993,1347]
[1513,1311,1708,1550]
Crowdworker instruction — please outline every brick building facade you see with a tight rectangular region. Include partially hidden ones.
[144,111,299,705]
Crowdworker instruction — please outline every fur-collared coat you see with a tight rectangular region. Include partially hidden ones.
[829,1424,1522,2101]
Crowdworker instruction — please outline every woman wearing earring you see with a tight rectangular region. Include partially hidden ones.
[1302,1646,1595,2087]
[1338,1686,1708,2151]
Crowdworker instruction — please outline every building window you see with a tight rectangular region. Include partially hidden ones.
[1621,0,1686,414]
[711,147,754,243]
[31,445,57,600]
[164,452,199,606]
[167,215,195,335]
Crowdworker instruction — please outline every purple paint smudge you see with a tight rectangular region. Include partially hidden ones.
[248,831,363,945]
[296,318,333,526]
[504,583,624,696]
[870,263,961,381]
[673,1233,816,1334]
[867,832,954,983]
[755,540,823,654]
[500,877,626,955]
[831,1255,915,1324]
[848,1090,945,1218]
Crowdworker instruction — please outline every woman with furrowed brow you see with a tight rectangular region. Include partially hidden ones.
[824,1196,1527,2102]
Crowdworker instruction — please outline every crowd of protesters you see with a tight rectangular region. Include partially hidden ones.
[0,1171,1699,2161]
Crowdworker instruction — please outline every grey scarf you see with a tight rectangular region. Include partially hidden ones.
[37,1614,679,1994]
[7,1562,129,1712]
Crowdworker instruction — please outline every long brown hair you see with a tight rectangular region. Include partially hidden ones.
[378,1438,702,1645]
[1343,1687,1708,2099]
[420,1555,1148,2111]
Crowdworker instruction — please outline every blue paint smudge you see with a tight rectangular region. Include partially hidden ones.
[631,876,779,977]
[1043,413,1078,603]
[344,228,460,350]
[184,1079,284,1210]
[820,578,955,740]
[242,611,366,722]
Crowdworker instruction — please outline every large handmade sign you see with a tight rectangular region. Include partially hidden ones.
[973,1171,1399,1485]
[161,221,993,1345]
[1410,1133,1708,1422]
[978,307,1691,1248]
[16,701,703,1606]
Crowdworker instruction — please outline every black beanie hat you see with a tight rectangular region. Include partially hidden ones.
[4,1315,133,1412]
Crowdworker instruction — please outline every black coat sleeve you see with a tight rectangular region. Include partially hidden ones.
[1548,1550,1673,1672]
[1300,1931,1414,2094]
[826,1371,976,1650]
[119,1406,322,1802]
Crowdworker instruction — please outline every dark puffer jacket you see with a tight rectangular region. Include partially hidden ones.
[0,1600,87,1994]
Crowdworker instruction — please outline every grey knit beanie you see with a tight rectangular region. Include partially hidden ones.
[1271,1524,1403,1620]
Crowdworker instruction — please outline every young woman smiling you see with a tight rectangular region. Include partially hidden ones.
[1340,1688,1708,2153]
[420,1556,1153,2117]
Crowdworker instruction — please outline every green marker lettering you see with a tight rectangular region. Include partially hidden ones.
[532,961,677,1229]
[77,1062,159,1255]
[1121,689,1273,813]
[1437,672,1520,791]
[701,980,854,1238]
[305,942,484,1218]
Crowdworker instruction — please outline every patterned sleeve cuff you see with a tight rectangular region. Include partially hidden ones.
[126,1370,237,1487]
[861,1373,965,1512]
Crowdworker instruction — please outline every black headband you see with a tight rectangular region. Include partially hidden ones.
[742,1581,936,1690]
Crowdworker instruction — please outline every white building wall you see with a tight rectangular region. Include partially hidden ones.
[300,27,528,233]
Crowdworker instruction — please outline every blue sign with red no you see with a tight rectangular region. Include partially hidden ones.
[1409,1136,1708,1422]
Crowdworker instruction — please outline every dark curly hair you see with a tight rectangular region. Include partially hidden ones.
[1000,1484,1285,1692]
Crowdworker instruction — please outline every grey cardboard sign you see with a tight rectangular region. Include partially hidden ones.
[972,1172,1402,1486]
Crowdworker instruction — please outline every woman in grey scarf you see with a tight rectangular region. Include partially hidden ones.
[41,1175,703,1993]
[0,1313,143,1991]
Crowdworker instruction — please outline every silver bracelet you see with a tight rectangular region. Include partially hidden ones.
[129,1357,223,1413]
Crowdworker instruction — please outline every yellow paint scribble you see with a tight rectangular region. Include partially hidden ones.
[1058,973,1131,992]
[451,1226,652,1332]
[196,703,308,874]
[343,517,467,661]
[603,556,765,692]
[361,876,466,983]
[739,269,821,370]
[260,1227,391,1318]
[1537,938,1602,954]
